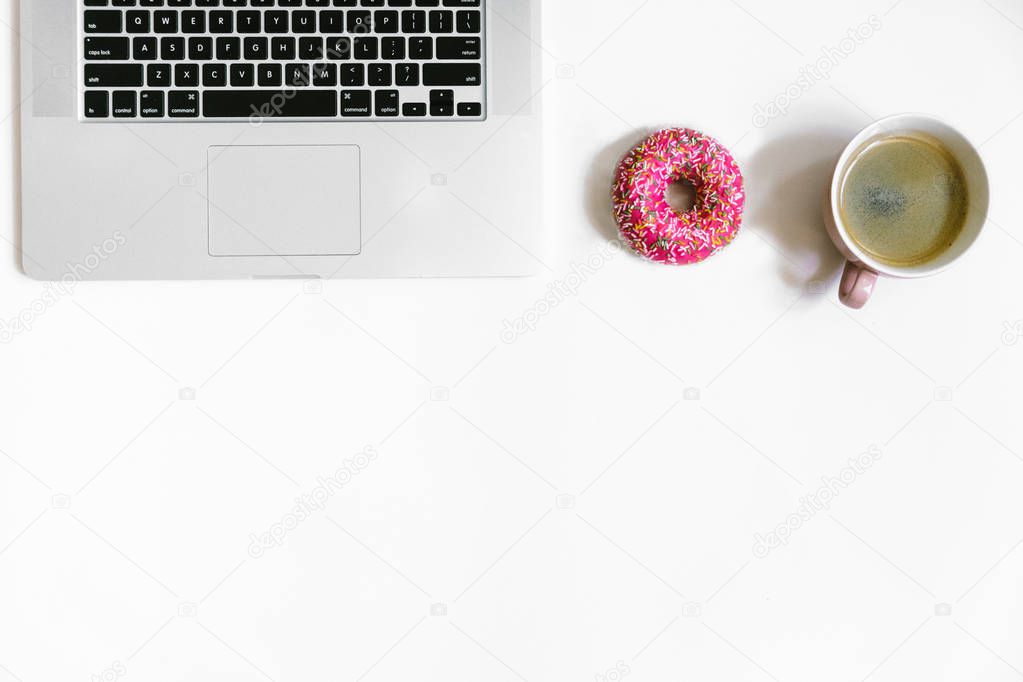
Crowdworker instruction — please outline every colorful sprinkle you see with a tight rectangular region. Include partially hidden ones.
[613,128,745,265]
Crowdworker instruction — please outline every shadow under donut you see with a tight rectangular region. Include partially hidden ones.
[744,130,855,289]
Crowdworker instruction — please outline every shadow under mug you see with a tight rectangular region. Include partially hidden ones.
[823,113,990,309]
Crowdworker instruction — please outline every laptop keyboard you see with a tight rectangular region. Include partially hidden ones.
[80,0,485,121]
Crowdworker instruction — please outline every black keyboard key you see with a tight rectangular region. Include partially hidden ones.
[292,10,316,32]
[84,64,143,86]
[299,36,324,59]
[455,9,480,33]
[402,10,426,33]
[168,90,200,117]
[340,89,371,116]
[311,62,336,86]
[203,90,337,117]
[153,11,177,31]
[429,89,453,104]
[209,10,233,32]
[457,102,481,117]
[203,63,227,86]
[244,37,268,60]
[174,63,199,86]
[140,90,165,117]
[409,36,433,59]
[382,36,405,59]
[230,63,255,85]
[216,36,241,59]
[319,10,343,33]
[430,101,453,116]
[189,36,213,59]
[237,11,261,32]
[181,10,205,32]
[160,36,185,59]
[133,36,157,59]
[402,102,426,117]
[112,90,137,117]
[347,10,371,32]
[368,63,391,86]
[84,10,122,32]
[423,62,481,86]
[375,90,398,116]
[147,63,171,85]
[429,10,452,33]
[84,91,109,118]
[285,63,310,86]
[271,36,296,59]
[375,10,399,32]
[84,37,129,60]
[125,10,150,32]
[265,10,289,32]
[326,37,352,60]
[340,63,364,86]
[396,63,419,86]
[436,37,480,60]
[258,63,282,86]
[354,37,378,60]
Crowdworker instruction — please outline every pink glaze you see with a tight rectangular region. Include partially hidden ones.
[613,128,745,265]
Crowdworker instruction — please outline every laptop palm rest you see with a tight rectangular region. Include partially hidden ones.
[207,144,361,257]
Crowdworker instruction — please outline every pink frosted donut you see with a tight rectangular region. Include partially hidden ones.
[613,128,745,265]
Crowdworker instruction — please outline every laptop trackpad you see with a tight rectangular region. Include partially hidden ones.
[207,145,361,257]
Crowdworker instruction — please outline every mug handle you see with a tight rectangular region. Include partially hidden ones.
[839,261,879,309]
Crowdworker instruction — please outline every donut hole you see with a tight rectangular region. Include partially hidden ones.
[665,179,699,214]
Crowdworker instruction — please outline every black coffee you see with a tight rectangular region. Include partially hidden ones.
[840,135,968,267]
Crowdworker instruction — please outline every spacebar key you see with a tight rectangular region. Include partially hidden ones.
[203,90,338,118]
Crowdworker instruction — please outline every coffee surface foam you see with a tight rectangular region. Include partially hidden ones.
[840,135,968,267]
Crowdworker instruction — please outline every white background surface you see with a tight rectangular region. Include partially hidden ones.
[3,0,1023,680]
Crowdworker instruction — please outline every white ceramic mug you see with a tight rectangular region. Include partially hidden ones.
[823,114,990,309]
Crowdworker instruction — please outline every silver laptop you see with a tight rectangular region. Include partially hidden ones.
[19,0,543,279]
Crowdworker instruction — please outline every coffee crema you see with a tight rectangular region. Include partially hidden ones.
[839,134,969,267]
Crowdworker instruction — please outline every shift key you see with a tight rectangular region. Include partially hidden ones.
[423,63,482,86]
[84,64,143,87]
